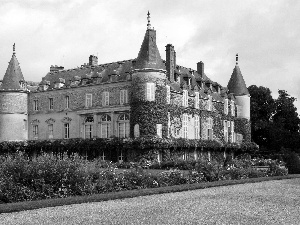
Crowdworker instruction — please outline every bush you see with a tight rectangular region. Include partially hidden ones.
[283,151,300,174]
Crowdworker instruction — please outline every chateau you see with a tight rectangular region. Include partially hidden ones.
[0,13,250,149]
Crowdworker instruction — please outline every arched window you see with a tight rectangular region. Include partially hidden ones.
[84,115,94,139]
[100,114,111,138]
[118,113,130,138]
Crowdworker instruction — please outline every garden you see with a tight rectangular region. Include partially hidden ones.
[0,151,289,204]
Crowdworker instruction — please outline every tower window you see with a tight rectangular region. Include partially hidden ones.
[65,96,70,109]
[33,100,38,111]
[146,83,155,101]
[49,98,53,110]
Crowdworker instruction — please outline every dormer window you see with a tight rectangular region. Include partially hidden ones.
[207,95,212,111]
[231,100,235,116]
[195,91,199,109]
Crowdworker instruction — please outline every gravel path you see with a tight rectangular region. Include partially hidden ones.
[1,178,300,225]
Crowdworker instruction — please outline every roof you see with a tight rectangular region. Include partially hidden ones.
[0,53,25,91]
[135,29,165,70]
[227,64,249,96]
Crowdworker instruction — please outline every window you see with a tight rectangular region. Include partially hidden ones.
[119,150,124,162]
[167,112,171,138]
[86,94,92,107]
[118,113,130,138]
[207,118,213,140]
[33,125,38,136]
[224,99,228,115]
[48,124,53,139]
[157,124,162,138]
[224,120,228,142]
[65,96,69,109]
[134,124,140,137]
[146,83,155,101]
[49,98,53,110]
[33,100,38,111]
[207,95,212,111]
[101,114,111,138]
[182,90,188,107]
[231,100,235,116]
[103,92,109,106]
[166,85,170,104]
[85,125,93,139]
[100,152,106,161]
[64,123,70,139]
[195,115,200,139]
[182,114,188,138]
[195,92,199,109]
[120,90,128,105]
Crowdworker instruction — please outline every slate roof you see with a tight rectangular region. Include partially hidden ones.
[0,53,25,91]
[135,28,165,70]
[227,64,249,96]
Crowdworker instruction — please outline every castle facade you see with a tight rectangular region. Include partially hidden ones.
[0,13,251,150]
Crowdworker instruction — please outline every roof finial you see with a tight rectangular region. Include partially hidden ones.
[236,53,238,65]
[147,11,151,30]
[13,43,16,55]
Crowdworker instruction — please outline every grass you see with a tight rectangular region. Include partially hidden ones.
[1,174,299,214]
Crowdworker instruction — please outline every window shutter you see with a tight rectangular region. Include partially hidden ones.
[120,90,124,105]
[151,83,155,101]
[102,92,105,106]
[125,90,128,103]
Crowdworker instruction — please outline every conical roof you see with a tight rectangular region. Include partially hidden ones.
[135,13,165,70]
[227,64,249,96]
[0,46,25,91]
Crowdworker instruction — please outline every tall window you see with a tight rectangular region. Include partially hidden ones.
[195,92,199,109]
[157,124,162,138]
[134,124,140,138]
[84,115,94,139]
[166,85,170,104]
[224,99,228,115]
[103,92,109,106]
[146,83,155,101]
[33,100,38,111]
[33,125,38,136]
[48,124,53,139]
[195,115,200,139]
[207,95,212,111]
[101,114,111,138]
[120,89,128,105]
[182,90,188,107]
[224,120,228,142]
[86,94,92,107]
[119,150,124,162]
[64,123,70,139]
[118,113,130,138]
[207,118,213,140]
[49,98,53,110]
[65,96,69,109]
[231,100,235,116]
[182,114,188,138]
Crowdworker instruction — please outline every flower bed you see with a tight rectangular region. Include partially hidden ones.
[0,153,288,204]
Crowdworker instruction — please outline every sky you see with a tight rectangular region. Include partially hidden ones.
[0,0,299,112]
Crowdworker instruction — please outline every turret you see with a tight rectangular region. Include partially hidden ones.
[0,44,28,141]
[227,54,250,120]
[130,12,167,138]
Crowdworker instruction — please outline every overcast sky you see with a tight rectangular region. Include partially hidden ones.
[1,0,299,112]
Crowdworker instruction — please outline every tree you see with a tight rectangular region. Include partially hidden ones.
[273,90,300,133]
[248,85,275,149]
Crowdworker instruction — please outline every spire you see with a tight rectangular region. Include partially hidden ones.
[13,43,16,55]
[0,44,25,91]
[135,12,165,71]
[236,53,238,65]
[227,54,249,96]
[147,11,151,30]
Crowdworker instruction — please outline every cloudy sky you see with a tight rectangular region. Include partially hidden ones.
[1,0,299,112]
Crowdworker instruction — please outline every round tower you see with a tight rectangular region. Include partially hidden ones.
[0,44,28,141]
[227,54,250,120]
[130,12,168,138]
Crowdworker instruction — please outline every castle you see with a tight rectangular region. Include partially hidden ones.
[0,13,251,152]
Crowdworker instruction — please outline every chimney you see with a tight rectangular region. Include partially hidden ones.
[166,44,175,82]
[89,55,98,66]
[197,61,204,77]
[50,65,64,72]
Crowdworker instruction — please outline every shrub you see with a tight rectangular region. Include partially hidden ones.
[283,151,300,174]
